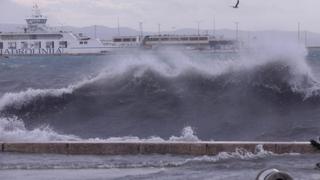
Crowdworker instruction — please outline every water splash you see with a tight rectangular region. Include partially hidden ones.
[169,126,200,142]
[0,117,80,142]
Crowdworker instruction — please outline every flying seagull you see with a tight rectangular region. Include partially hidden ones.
[233,0,240,8]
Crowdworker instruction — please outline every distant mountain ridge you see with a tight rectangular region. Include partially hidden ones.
[1,24,320,46]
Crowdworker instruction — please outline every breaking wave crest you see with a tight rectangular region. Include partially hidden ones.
[0,88,74,111]
[0,48,319,113]
[1,45,320,141]
[88,126,200,142]
[0,116,80,142]
[0,115,200,142]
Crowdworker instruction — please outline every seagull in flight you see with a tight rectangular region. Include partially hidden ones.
[233,0,240,8]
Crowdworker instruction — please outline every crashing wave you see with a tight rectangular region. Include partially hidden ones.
[0,45,319,113]
[0,87,74,111]
[169,126,200,141]
[87,126,199,142]
[1,42,320,140]
[0,116,80,142]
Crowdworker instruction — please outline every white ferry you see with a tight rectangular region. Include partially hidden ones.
[144,34,239,52]
[102,34,239,52]
[0,5,109,57]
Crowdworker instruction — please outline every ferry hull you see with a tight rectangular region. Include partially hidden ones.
[0,47,110,57]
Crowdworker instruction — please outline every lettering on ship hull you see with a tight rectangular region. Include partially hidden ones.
[0,48,64,56]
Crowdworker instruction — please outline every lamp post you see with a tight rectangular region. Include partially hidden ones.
[298,22,301,42]
[235,22,239,41]
[117,17,120,36]
[139,22,143,37]
[196,21,202,36]
[158,23,161,35]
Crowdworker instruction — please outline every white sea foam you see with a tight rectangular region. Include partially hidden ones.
[0,117,80,142]
[96,40,320,99]
[167,144,274,167]
[88,126,200,142]
[0,115,200,142]
[0,72,102,112]
[169,126,200,142]
[0,87,74,111]
[247,37,320,98]
[87,136,166,142]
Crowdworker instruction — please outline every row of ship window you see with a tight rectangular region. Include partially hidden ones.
[113,38,137,42]
[147,37,209,41]
[0,41,68,49]
[112,37,208,42]
[79,41,88,45]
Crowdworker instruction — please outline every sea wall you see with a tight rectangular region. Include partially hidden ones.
[0,142,318,155]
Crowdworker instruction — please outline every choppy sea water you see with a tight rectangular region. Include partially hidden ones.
[1,41,320,179]
[0,151,320,179]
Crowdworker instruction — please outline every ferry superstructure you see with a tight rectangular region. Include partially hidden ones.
[0,5,109,56]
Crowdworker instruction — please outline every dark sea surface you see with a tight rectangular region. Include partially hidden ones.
[1,47,320,179]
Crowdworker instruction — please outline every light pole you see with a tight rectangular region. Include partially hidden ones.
[305,30,308,46]
[117,17,120,36]
[235,22,239,41]
[196,21,201,36]
[139,22,143,37]
[213,16,216,36]
[158,23,161,35]
[172,26,176,35]
[298,22,301,42]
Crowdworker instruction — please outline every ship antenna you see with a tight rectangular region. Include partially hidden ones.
[31,2,42,18]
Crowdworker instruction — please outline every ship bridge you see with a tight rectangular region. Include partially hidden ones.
[25,4,48,32]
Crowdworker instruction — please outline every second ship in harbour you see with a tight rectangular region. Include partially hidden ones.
[103,34,239,53]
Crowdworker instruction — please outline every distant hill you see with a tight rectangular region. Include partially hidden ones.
[1,24,320,46]
[0,23,24,32]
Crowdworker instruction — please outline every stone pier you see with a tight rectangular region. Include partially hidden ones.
[0,141,318,155]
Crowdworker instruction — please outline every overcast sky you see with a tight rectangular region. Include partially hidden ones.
[0,0,319,32]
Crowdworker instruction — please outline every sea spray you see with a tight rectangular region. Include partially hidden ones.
[87,126,200,142]
[169,126,200,142]
[1,41,320,140]
[0,116,80,142]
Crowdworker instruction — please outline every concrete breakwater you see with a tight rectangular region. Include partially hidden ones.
[0,142,318,155]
